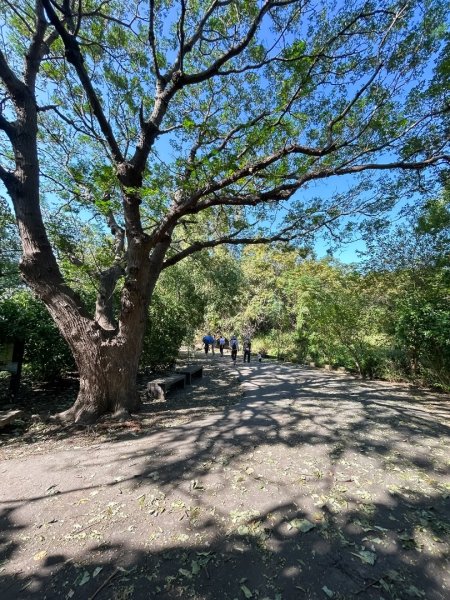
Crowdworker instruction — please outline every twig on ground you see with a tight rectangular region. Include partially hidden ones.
[70,518,102,535]
[88,568,120,600]
[356,577,382,594]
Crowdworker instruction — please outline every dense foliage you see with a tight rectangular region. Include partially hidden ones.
[0,198,20,291]
[0,291,75,380]
[217,193,450,391]
[1,193,448,392]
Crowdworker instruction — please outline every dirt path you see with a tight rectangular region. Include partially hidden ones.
[1,359,449,599]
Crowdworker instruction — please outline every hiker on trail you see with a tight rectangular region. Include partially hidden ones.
[219,335,226,356]
[230,334,238,363]
[210,334,216,355]
[203,333,214,354]
[243,339,251,363]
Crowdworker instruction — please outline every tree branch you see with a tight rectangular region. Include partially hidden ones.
[171,0,223,75]
[162,233,292,269]
[0,163,16,190]
[181,1,273,86]
[41,0,125,164]
[24,0,51,91]
[0,48,29,101]
[0,111,16,141]
[148,0,162,82]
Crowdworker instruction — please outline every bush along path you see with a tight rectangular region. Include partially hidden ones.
[0,359,449,599]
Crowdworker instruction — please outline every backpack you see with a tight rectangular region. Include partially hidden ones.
[231,339,237,350]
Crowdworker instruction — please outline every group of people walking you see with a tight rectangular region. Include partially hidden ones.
[202,333,257,363]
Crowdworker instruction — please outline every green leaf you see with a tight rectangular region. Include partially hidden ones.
[288,518,316,532]
[352,550,377,565]
[241,584,253,598]
[182,118,196,131]
[191,560,201,575]
[78,571,90,586]
[178,568,192,579]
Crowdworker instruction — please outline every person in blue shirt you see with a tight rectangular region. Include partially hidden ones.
[202,333,215,355]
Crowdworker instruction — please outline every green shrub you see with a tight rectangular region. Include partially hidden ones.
[0,290,75,380]
[140,292,189,372]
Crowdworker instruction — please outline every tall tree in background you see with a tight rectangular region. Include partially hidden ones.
[0,0,448,422]
[362,191,450,387]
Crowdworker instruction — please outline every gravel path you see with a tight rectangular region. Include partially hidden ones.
[1,358,449,599]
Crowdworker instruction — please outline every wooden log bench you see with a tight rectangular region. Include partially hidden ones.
[0,409,24,429]
[175,365,203,385]
[149,373,186,397]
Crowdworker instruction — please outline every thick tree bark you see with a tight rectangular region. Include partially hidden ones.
[58,333,143,424]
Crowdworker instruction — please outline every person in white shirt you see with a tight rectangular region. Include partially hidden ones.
[219,335,226,356]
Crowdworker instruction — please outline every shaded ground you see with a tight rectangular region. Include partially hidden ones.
[1,356,449,600]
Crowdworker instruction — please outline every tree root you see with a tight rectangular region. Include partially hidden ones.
[110,408,132,422]
[49,406,76,424]
[50,405,99,426]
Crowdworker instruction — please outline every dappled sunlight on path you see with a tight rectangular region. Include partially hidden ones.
[1,360,449,599]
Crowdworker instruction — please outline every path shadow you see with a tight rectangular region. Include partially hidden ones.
[0,490,448,599]
[1,361,449,599]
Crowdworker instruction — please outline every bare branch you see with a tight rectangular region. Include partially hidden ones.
[0,110,16,141]
[94,208,126,331]
[181,2,272,86]
[175,154,449,225]
[106,209,126,261]
[326,62,384,146]
[172,0,223,74]
[148,0,162,81]
[0,163,16,190]
[162,233,291,269]
[24,1,51,90]
[0,48,29,101]
[177,0,187,72]
[187,141,335,204]
[41,0,125,164]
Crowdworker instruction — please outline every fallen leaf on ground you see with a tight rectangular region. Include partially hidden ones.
[352,549,377,565]
[288,518,316,532]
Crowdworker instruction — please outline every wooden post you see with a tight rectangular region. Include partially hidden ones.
[10,339,24,397]
[2,340,25,399]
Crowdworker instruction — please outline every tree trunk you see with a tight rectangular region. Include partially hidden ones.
[58,335,143,424]
[56,237,170,425]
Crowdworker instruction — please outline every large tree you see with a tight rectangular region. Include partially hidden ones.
[0,0,448,422]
